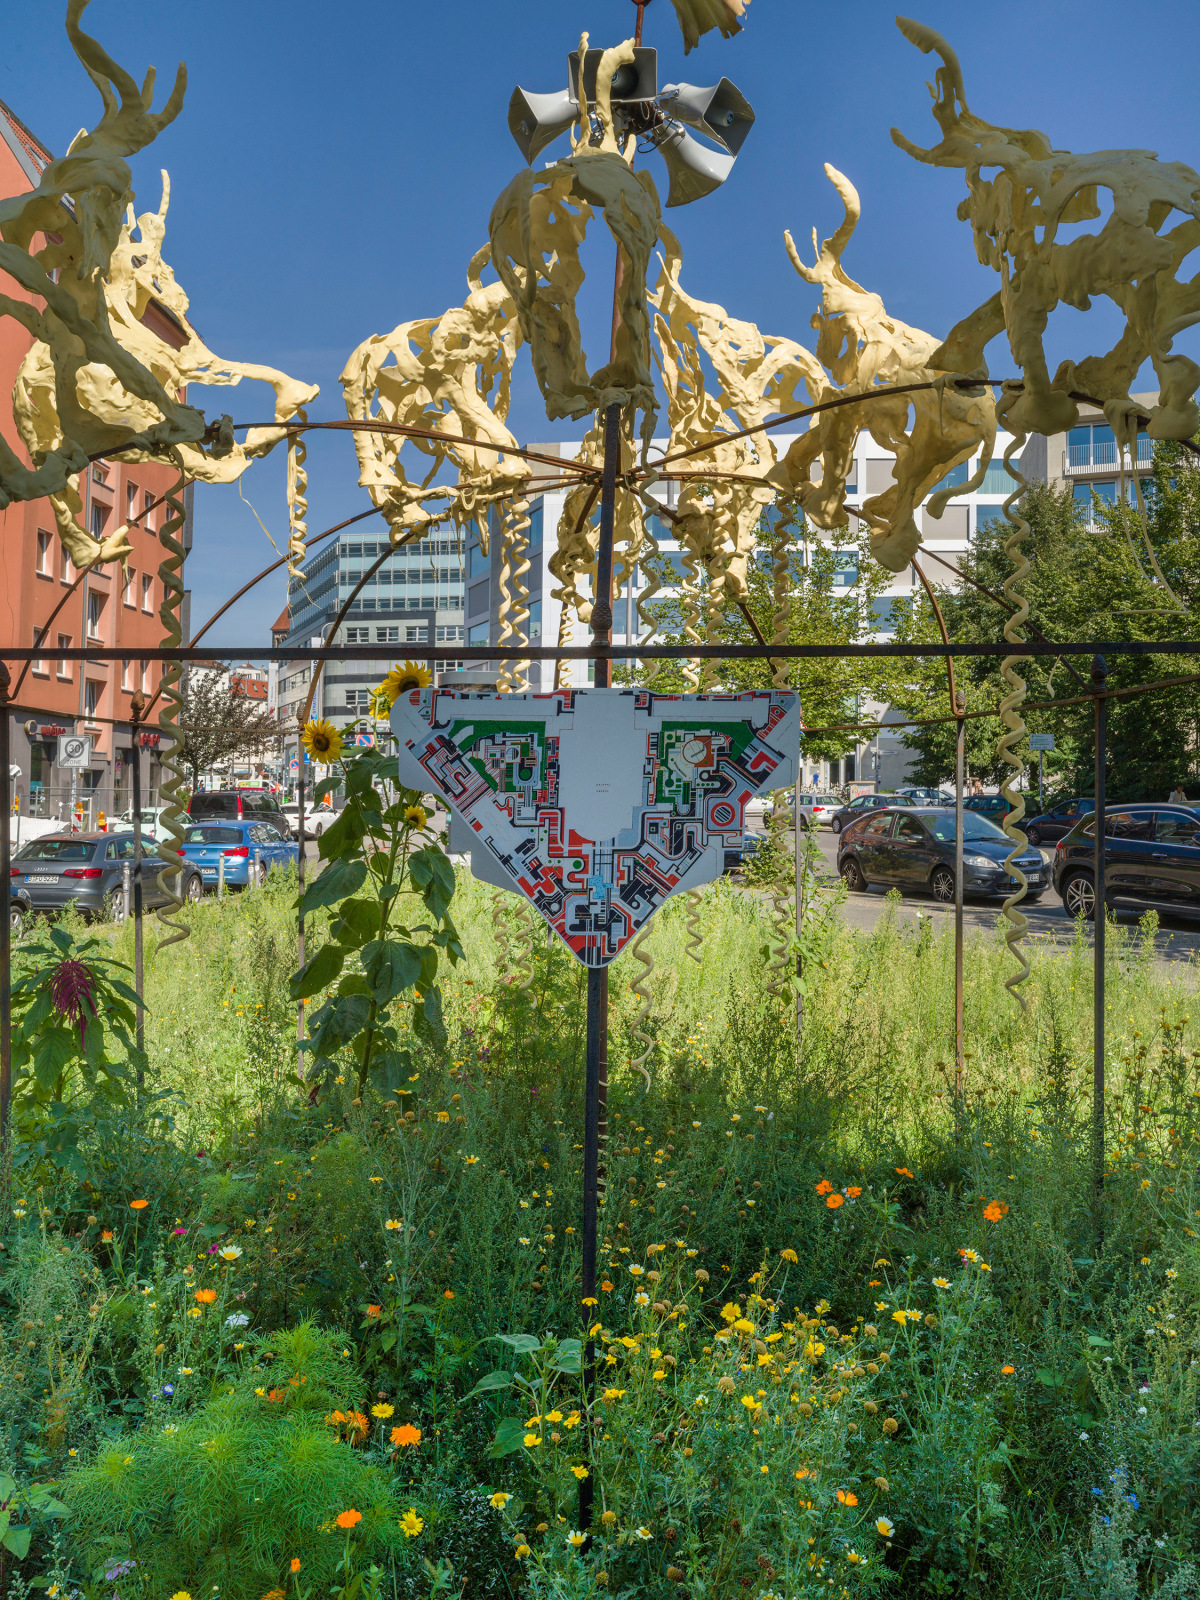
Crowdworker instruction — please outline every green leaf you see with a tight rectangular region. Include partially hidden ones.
[2,1526,31,1560]
[368,1050,415,1093]
[330,898,382,950]
[491,1333,542,1355]
[461,1369,517,1402]
[1035,1367,1064,1389]
[307,994,372,1054]
[299,857,368,915]
[410,846,456,920]
[33,1028,77,1092]
[289,943,346,1002]
[361,941,422,1005]
[486,1416,529,1459]
[412,985,445,1050]
[318,806,366,861]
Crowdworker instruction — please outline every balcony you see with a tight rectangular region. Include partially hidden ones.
[1063,439,1153,476]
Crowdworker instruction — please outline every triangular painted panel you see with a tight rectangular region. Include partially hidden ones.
[391,687,800,967]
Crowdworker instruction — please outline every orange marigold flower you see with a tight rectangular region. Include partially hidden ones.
[1001,1364,1016,1375]
[895,1167,914,1178]
[194,1289,217,1304]
[443,1290,455,1300]
[365,1304,382,1319]
[326,1410,347,1426]
[336,1508,362,1530]
[826,1193,845,1210]
[391,1423,422,1447]
[983,1200,1010,1223]
[347,1411,369,1440]
[291,1559,301,1574]
[815,1180,833,1196]
[129,1199,149,1211]
[267,1388,285,1402]
[837,1490,859,1506]
[846,1186,863,1198]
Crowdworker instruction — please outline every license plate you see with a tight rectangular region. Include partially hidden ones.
[29,875,59,884]
[201,868,217,877]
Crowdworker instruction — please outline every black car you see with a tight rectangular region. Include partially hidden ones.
[1053,804,1200,920]
[188,789,291,835]
[1023,796,1094,847]
[837,806,1047,902]
[829,793,916,834]
[10,832,203,922]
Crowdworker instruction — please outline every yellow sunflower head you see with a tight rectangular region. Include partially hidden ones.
[403,804,428,831]
[367,686,393,720]
[379,660,433,706]
[302,718,343,763]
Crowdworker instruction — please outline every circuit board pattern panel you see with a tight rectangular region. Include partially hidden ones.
[391,688,801,966]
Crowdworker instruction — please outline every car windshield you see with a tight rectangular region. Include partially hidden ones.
[190,796,237,815]
[184,826,243,845]
[925,814,1009,842]
[16,838,95,862]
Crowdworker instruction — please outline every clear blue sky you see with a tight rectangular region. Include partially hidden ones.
[8,0,1200,645]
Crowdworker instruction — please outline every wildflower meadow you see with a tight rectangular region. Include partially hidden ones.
[3,840,1200,1600]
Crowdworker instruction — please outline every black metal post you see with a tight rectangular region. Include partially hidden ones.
[954,690,965,1130]
[296,717,307,1078]
[1092,654,1107,1206]
[0,661,12,1166]
[129,692,146,1062]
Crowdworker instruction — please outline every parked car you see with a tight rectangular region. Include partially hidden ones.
[837,806,1047,903]
[9,878,31,935]
[795,793,844,828]
[829,793,915,834]
[187,789,292,835]
[10,831,202,921]
[280,800,336,838]
[109,805,177,844]
[179,820,299,890]
[894,786,953,805]
[1022,796,1094,847]
[1053,804,1200,920]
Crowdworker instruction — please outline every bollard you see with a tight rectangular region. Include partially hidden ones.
[218,850,225,899]
[253,847,261,889]
[122,860,131,922]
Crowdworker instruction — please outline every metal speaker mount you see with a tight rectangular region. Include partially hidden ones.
[659,77,755,155]
[653,123,736,207]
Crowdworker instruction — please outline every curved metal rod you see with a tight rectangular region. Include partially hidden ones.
[911,557,957,708]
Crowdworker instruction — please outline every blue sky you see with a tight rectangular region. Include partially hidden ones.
[8,0,1200,645]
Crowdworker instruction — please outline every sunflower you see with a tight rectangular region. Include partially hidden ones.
[403,804,428,830]
[302,718,343,762]
[377,661,433,707]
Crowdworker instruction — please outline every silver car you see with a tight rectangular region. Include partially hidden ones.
[10,832,202,922]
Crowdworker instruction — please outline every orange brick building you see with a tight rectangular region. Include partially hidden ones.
[0,97,193,823]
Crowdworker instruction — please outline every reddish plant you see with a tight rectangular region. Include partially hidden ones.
[49,958,99,1044]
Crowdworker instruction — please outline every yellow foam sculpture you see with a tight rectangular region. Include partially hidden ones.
[668,0,751,53]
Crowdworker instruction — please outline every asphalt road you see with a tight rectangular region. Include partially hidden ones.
[778,825,1200,973]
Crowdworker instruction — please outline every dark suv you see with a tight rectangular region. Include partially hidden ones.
[188,789,291,836]
[838,806,1046,902]
[1024,796,1094,846]
[1053,804,1200,920]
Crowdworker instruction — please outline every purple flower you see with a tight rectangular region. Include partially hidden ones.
[172,1227,187,1236]
[161,1383,175,1398]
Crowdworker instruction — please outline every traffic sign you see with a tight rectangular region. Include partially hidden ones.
[1029,733,1055,751]
[57,733,92,768]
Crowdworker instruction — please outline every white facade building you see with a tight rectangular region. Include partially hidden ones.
[463,430,1036,790]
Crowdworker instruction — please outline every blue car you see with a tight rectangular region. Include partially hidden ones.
[179,820,298,891]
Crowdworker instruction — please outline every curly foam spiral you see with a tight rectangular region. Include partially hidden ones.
[496,494,531,694]
[286,410,309,575]
[626,925,655,1089]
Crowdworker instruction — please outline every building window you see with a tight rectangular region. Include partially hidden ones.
[405,623,428,643]
[142,574,153,611]
[942,460,971,488]
[468,622,489,646]
[528,501,543,553]
[345,688,371,711]
[140,659,150,692]
[87,591,104,639]
[436,625,465,642]
[468,539,489,579]
[121,658,131,689]
[127,482,139,518]
[92,464,108,485]
[84,679,102,720]
[36,529,52,575]
[60,545,71,583]
[345,626,370,643]
[91,503,107,538]
[831,549,858,588]
[57,634,72,679]
[123,566,136,605]
[527,600,542,641]
[32,627,47,677]
[376,625,399,643]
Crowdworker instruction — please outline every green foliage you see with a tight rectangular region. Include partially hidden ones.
[292,744,462,1095]
[894,466,1200,797]
[62,1323,401,1597]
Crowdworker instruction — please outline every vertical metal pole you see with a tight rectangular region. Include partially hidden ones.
[296,717,307,1077]
[130,692,145,1061]
[253,846,261,888]
[0,661,12,1162]
[218,850,225,899]
[1038,748,1044,812]
[122,860,131,921]
[1092,654,1107,1208]
[954,691,965,1125]
[580,966,603,1532]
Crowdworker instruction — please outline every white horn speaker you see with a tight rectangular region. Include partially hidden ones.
[508,86,577,164]
[655,123,736,207]
[659,78,755,155]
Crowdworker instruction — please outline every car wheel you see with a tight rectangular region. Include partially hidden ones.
[257,862,269,887]
[10,903,24,937]
[1026,825,1042,846]
[185,873,203,904]
[930,866,956,903]
[840,856,866,891]
[831,818,843,834]
[106,888,127,923]
[1061,871,1096,920]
